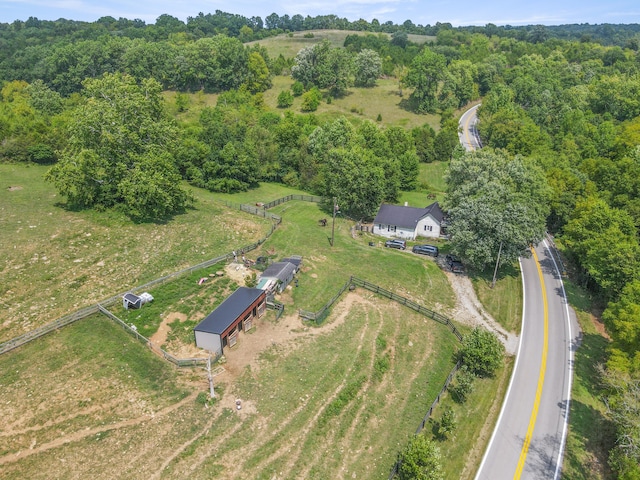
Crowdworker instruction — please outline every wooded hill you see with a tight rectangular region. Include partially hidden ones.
[2,12,640,478]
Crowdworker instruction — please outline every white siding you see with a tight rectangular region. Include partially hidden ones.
[372,224,416,240]
[415,215,440,238]
[195,330,222,357]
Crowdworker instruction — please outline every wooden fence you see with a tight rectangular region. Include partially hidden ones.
[0,200,283,358]
[387,361,462,479]
[0,304,99,355]
[298,278,352,324]
[263,194,323,209]
[98,305,210,367]
[267,299,285,320]
[350,277,463,341]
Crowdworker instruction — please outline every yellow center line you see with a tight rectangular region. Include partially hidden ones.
[513,247,549,479]
[464,109,475,151]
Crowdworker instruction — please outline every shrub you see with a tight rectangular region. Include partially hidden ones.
[456,327,505,378]
[301,88,322,112]
[277,90,294,108]
[449,365,475,403]
[398,434,443,480]
[291,81,304,96]
[437,406,457,440]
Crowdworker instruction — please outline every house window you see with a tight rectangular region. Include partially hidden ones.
[387,225,396,232]
[424,225,433,231]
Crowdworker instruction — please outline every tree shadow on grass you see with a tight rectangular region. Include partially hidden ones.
[565,330,616,479]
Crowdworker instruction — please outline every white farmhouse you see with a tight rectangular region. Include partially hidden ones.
[372,202,444,240]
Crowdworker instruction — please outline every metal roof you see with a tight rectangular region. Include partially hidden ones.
[373,202,444,229]
[260,261,297,281]
[194,287,265,335]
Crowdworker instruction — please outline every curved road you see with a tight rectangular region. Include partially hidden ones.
[458,106,581,479]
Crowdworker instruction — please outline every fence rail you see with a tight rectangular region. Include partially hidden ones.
[350,277,463,341]
[98,305,210,367]
[0,200,283,358]
[387,362,461,479]
[298,278,352,324]
[0,304,100,355]
[267,299,285,320]
[263,194,323,209]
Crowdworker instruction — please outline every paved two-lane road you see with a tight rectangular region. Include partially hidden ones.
[458,106,581,479]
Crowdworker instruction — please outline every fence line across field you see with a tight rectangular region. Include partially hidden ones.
[0,200,284,356]
[297,275,465,480]
[299,276,463,342]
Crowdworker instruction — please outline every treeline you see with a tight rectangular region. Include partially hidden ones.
[472,35,640,478]
[1,11,639,70]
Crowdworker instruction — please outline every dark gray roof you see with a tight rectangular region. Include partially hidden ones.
[194,287,265,335]
[261,261,297,281]
[280,256,303,269]
[373,202,444,229]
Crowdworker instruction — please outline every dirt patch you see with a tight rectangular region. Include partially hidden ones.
[444,270,518,355]
[224,262,251,286]
[7,186,23,191]
[149,312,187,347]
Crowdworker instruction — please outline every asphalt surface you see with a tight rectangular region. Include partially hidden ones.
[458,105,580,479]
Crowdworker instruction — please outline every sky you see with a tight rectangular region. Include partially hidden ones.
[1,0,639,27]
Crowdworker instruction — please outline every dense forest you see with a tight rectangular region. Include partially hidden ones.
[2,11,640,477]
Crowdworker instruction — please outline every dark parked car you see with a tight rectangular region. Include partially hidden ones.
[412,244,439,257]
[445,254,460,266]
[449,261,465,273]
[385,239,406,250]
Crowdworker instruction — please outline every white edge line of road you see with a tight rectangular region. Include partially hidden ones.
[474,255,527,480]
[543,238,574,480]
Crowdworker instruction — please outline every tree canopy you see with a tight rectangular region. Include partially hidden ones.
[46,73,191,220]
[444,149,551,270]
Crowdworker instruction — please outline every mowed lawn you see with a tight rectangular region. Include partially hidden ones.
[0,290,462,479]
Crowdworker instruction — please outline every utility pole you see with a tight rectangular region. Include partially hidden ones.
[491,241,503,289]
[207,356,215,398]
[331,197,339,247]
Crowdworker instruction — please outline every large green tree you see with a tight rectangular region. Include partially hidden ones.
[321,146,385,220]
[403,48,447,113]
[444,150,551,270]
[46,73,190,220]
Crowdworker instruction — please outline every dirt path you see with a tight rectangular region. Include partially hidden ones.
[444,270,518,355]
[0,391,199,467]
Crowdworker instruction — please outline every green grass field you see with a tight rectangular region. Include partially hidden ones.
[248,29,435,60]
[0,164,273,342]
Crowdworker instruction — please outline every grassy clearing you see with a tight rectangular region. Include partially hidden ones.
[562,280,615,480]
[431,358,514,479]
[0,314,189,459]
[248,199,455,313]
[0,164,272,342]
[264,75,438,129]
[248,29,435,59]
[471,262,523,334]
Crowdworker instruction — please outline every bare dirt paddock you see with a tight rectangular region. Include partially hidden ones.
[0,289,460,479]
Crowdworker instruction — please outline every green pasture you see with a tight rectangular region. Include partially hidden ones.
[0,164,272,342]
[162,295,463,479]
[248,30,434,60]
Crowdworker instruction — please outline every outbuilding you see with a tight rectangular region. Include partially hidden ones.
[280,255,303,273]
[194,287,266,356]
[259,261,297,293]
[122,292,154,310]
